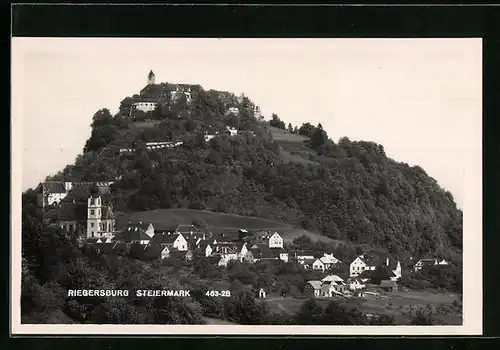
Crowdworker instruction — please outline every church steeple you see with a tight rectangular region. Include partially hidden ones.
[147,70,155,85]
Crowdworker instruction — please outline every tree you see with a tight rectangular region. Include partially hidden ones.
[269,114,286,129]
[298,122,315,137]
[287,123,294,133]
[295,298,324,325]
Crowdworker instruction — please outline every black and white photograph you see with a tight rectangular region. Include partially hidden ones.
[11,37,482,335]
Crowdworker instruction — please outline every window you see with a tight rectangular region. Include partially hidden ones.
[92,232,94,237]
[91,223,94,227]
[91,210,95,215]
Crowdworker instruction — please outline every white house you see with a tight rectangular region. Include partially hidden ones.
[258,288,267,298]
[437,259,450,266]
[226,126,238,136]
[319,253,340,270]
[278,251,289,263]
[305,280,322,297]
[349,255,377,277]
[413,258,439,272]
[312,258,326,271]
[268,232,283,249]
[347,278,365,291]
[321,275,345,284]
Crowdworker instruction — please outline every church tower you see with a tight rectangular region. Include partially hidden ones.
[87,196,103,238]
[147,70,155,85]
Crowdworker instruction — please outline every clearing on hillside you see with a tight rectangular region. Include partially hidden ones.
[114,209,343,244]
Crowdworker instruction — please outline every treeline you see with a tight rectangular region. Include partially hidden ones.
[46,87,462,261]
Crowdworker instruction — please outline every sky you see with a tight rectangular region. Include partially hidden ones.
[12,38,482,209]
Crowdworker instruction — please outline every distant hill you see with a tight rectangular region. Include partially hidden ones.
[44,83,463,261]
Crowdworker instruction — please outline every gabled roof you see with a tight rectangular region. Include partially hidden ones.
[114,227,151,242]
[150,232,181,245]
[354,254,378,266]
[321,275,344,283]
[127,221,152,232]
[54,203,88,222]
[294,250,315,258]
[320,255,340,264]
[215,231,241,242]
[142,246,167,260]
[307,280,322,290]
[175,225,198,233]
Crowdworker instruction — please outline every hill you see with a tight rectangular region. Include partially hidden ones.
[45,84,463,261]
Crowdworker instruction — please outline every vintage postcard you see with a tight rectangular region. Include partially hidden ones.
[11,38,482,335]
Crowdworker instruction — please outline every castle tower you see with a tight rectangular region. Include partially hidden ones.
[87,196,103,238]
[147,70,155,85]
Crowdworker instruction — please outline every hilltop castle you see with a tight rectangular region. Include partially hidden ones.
[128,70,263,118]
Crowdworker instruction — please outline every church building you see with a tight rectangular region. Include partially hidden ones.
[44,195,115,239]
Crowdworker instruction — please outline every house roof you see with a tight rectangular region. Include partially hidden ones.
[56,203,88,222]
[294,250,315,258]
[175,225,199,233]
[356,254,378,266]
[379,280,397,288]
[93,242,128,255]
[127,221,152,232]
[320,255,340,264]
[348,278,364,284]
[215,231,241,242]
[43,182,67,194]
[150,232,181,245]
[307,280,322,290]
[321,275,344,283]
[114,227,151,242]
[250,245,279,259]
[417,258,438,265]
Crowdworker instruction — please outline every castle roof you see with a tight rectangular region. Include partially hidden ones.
[42,181,67,194]
[148,70,155,77]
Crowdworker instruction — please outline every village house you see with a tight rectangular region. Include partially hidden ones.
[194,240,213,257]
[258,287,267,299]
[129,244,170,261]
[268,232,284,248]
[149,232,188,251]
[44,195,116,239]
[175,224,200,235]
[304,280,322,297]
[127,221,155,238]
[347,277,366,291]
[113,225,152,245]
[413,258,449,272]
[312,258,326,271]
[379,280,398,292]
[349,254,378,277]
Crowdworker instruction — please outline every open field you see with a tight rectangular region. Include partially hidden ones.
[280,149,317,165]
[263,291,462,325]
[115,209,343,244]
